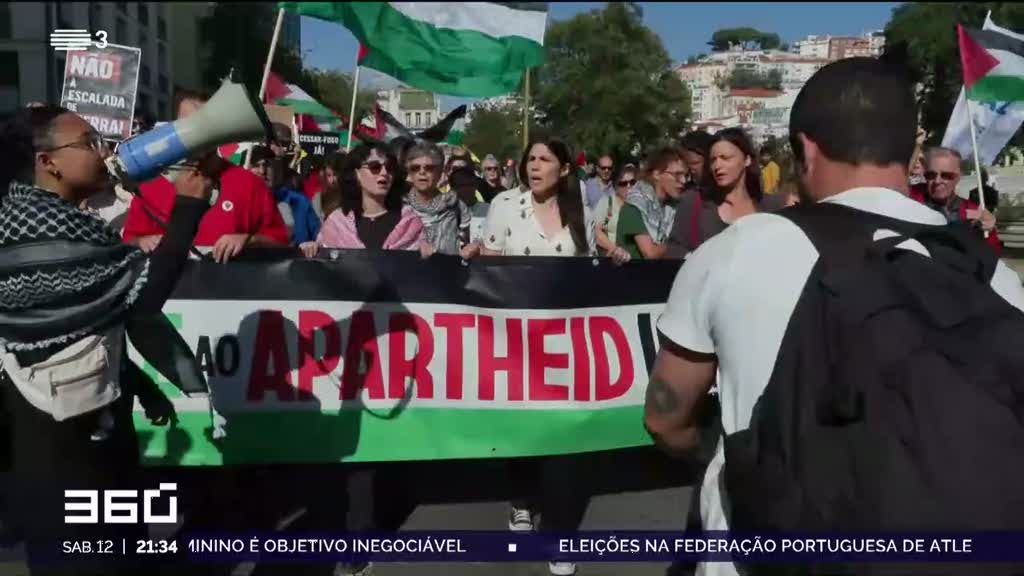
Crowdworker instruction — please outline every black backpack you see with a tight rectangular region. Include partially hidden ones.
[722,202,1024,574]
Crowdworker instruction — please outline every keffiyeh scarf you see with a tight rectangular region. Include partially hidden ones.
[625,181,676,243]
[0,182,150,352]
[406,189,466,255]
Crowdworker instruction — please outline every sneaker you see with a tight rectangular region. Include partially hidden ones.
[549,561,577,575]
[334,561,373,576]
[508,505,535,532]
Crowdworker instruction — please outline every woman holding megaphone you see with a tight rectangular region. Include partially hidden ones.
[0,106,216,575]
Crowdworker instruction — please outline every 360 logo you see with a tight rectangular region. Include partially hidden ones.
[64,483,177,525]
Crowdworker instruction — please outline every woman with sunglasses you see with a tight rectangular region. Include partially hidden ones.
[593,164,636,260]
[0,106,215,575]
[403,141,474,257]
[300,144,425,256]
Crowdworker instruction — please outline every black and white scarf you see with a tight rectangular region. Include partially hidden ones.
[0,182,150,352]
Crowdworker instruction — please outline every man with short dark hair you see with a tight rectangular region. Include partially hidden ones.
[584,154,614,208]
[645,57,1024,576]
[123,92,289,262]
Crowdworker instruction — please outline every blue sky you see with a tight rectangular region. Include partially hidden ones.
[300,2,901,112]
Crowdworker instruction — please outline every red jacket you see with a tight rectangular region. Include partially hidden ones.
[123,164,290,247]
[909,186,1002,255]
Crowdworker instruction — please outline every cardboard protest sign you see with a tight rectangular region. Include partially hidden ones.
[298,130,341,157]
[60,43,141,141]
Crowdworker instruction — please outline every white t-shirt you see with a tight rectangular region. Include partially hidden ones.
[657,187,1024,576]
[482,188,597,256]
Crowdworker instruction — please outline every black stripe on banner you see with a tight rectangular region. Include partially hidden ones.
[971,28,1024,58]
[490,2,550,13]
[169,250,682,309]
[637,313,657,374]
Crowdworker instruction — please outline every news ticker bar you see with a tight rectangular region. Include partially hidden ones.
[49,532,1024,563]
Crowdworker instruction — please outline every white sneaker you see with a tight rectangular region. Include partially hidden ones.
[508,505,535,531]
[549,561,577,575]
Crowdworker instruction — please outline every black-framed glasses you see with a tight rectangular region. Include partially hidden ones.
[617,179,636,187]
[483,165,499,172]
[407,163,437,174]
[46,131,108,154]
[924,170,958,182]
[360,159,391,174]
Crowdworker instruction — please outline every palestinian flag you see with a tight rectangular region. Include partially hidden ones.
[942,14,1024,166]
[957,23,1024,102]
[264,71,342,120]
[279,2,547,97]
[218,142,256,165]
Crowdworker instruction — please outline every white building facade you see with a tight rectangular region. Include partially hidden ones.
[377,87,442,130]
[680,30,883,140]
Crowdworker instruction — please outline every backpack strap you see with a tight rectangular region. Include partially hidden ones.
[777,202,923,263]
[779,201,999,286]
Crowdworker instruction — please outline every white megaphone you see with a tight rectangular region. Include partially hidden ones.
[107,78,272,184]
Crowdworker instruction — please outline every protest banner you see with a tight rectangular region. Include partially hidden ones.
[60,43,141,141]
[130,252,680,466]
[298,130,342,157]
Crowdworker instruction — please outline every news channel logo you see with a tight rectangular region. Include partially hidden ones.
[50,29,109,52]
[64,483,178,525]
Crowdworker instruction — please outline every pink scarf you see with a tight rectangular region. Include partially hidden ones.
[317,205,425,250]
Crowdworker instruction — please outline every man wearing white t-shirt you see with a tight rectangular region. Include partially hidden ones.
[643,57,1024,576]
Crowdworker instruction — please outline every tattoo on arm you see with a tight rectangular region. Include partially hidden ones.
[646,376,680,415]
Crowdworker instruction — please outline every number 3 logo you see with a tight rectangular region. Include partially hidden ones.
[94,30,108,49]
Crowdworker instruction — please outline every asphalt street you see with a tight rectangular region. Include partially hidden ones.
[0,444,712,576]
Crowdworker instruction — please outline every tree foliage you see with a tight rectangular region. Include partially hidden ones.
[885,3,1024,147]
[534,2,690,160]
[726,68,782,90]
[708,27,782,52]
[198,3,310,95]
[463,101,544,161]
[197,4,376,124]
[306,69,379,124]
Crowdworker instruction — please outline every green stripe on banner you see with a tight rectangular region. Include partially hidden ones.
[135,406,651,466]
[968,74,1024,102]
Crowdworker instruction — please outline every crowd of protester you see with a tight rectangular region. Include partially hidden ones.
[0,53,1018,576]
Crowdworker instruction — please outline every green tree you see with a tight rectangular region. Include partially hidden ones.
[726,68,782,90]
[534,2,690,160]
[198,3,313,96]
[708,27,782,52]
[885,3,1024,147]
[463,102,542,160]
[306,69,379,123]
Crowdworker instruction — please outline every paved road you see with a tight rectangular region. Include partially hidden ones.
[0,445,711,576]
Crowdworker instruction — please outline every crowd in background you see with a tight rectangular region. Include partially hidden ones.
[88,90,1004,270]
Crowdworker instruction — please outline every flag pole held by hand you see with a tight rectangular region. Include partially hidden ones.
[247,7,285,170]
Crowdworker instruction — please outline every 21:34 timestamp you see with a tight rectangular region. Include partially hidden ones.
[136,539,178,554]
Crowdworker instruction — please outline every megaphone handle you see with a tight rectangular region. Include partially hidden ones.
[131,190,206,260]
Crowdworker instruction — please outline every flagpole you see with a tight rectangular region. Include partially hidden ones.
[246,7,285,169]
[966,98,990,237]
[522,67,531,150]
[346,50,362,152]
